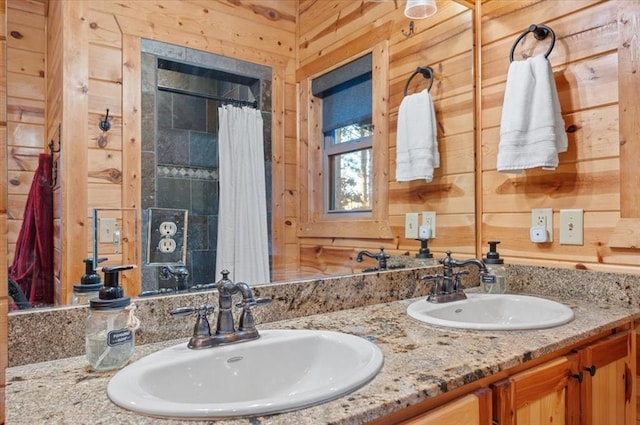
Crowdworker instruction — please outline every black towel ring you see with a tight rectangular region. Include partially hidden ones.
[403,66,434,96]
[509,24,556,63]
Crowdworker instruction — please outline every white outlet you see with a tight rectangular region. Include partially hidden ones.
[158,238,177,253]
[159,221,178,237]
[559,209,584,245]
[531,208,553,242]
[421,211,436,238]
[99,218,117,243]
[405,213,419,239]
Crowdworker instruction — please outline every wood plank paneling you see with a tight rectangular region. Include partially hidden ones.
[55,0,297,300]
[6,0,46,267]
[2,0,8,420]
[479,0,636,271]
[297,0,476,274]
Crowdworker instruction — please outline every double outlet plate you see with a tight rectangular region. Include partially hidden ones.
[405,212,436,239]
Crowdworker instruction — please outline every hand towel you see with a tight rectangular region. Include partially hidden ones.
[396,88,439,182]
[497,54,568,173]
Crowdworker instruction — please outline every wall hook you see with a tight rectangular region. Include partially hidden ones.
[402,21,415,38]
[48,124,61,188]
[99,108,111,132]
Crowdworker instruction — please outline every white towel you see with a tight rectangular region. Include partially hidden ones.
[497,54,568,173]
[396,88,439,182]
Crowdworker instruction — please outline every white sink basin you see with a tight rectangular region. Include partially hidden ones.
[407,293,574,330]
[107,329,383,419]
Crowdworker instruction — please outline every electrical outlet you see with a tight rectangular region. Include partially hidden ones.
[531,208,553,242]
[421,211,436,238]
[158,238,177,253]
[559,209,584,245]
[159,221,178,237]
[405,213,419,239]
[99,218,117,243]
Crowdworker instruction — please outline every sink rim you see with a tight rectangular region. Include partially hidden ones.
[107,329,384,419]
[407,293,574,330]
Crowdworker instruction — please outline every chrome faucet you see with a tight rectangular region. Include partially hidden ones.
[422,251,488,303]
[171,270,271,349]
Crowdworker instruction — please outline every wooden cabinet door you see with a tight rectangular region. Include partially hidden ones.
[492,354,581,425]
[399,388,492,425]
[578,331,635,425]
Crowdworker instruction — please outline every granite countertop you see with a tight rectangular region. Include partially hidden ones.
[6,293,640,425]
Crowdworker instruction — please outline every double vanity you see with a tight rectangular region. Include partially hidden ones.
[6,264,640,424]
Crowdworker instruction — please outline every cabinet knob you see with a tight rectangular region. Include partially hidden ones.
[571,372,583,383]
[583,365,596,376]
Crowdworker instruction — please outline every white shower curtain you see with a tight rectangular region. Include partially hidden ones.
[215,105,270,285]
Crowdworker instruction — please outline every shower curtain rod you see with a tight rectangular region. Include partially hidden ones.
[158,85,258,108]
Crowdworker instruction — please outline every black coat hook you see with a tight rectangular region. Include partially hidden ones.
[99,108,111,132]
[402,21,415,37]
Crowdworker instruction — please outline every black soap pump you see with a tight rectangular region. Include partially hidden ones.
[482,241,507,294]
[72,257,107,305]
[86,265,137,371]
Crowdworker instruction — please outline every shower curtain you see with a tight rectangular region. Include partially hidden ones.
[215,105,270,285]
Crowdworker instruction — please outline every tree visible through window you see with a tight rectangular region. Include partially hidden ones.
[325,121,373,212]
[312,53,373,215]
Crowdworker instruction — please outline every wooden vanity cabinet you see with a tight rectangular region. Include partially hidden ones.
[491,354,581,425]
[372,327,635,425]
[577,331,634,425]
[491,330,634,425]
[398,388,492,425]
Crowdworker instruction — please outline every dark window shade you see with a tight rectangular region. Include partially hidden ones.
[321,75,372,132]
[312,54,372,133]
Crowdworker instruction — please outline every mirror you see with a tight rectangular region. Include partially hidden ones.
[5,0,476,311]
[136,40,273,295]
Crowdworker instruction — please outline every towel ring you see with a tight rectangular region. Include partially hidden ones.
[403,66,434,96]
[509,24,556,63]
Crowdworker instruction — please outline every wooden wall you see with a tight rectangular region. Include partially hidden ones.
[296,0,476,276]
[5,0,45,268]
[54,0,298,301]
[479,0,640,273]
[0,0,6,419]
[2,0,46,419]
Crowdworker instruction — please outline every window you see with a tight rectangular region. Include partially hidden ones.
[312,54,373,215]
[325,121,373,212]
[298,40,391,239]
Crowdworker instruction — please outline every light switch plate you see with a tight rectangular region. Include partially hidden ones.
[99,218,117,243]
[405,213,419,239]
[559,209,584,245]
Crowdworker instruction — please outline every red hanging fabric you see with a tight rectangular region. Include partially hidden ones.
[8,153,54,307]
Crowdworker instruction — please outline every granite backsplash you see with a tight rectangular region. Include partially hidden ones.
[8,261,640,367]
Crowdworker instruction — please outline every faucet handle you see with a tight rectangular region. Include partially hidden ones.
[170,305,214,317]
[170,306,198,317]
[171,305,214,339]
[235,296,272,310]
[235,297,271,332]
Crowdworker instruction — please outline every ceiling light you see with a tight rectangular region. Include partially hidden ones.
[404,0,437,19]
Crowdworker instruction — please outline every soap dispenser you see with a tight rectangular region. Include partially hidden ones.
[86,265,138,371]
[72,257,107,305]
[482,241,507,294]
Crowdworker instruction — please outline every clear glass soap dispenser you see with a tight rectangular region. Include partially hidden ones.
[482,241,507,294]
[85,265,138,371]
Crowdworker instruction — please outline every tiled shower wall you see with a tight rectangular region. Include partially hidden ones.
[140,40,272,293]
